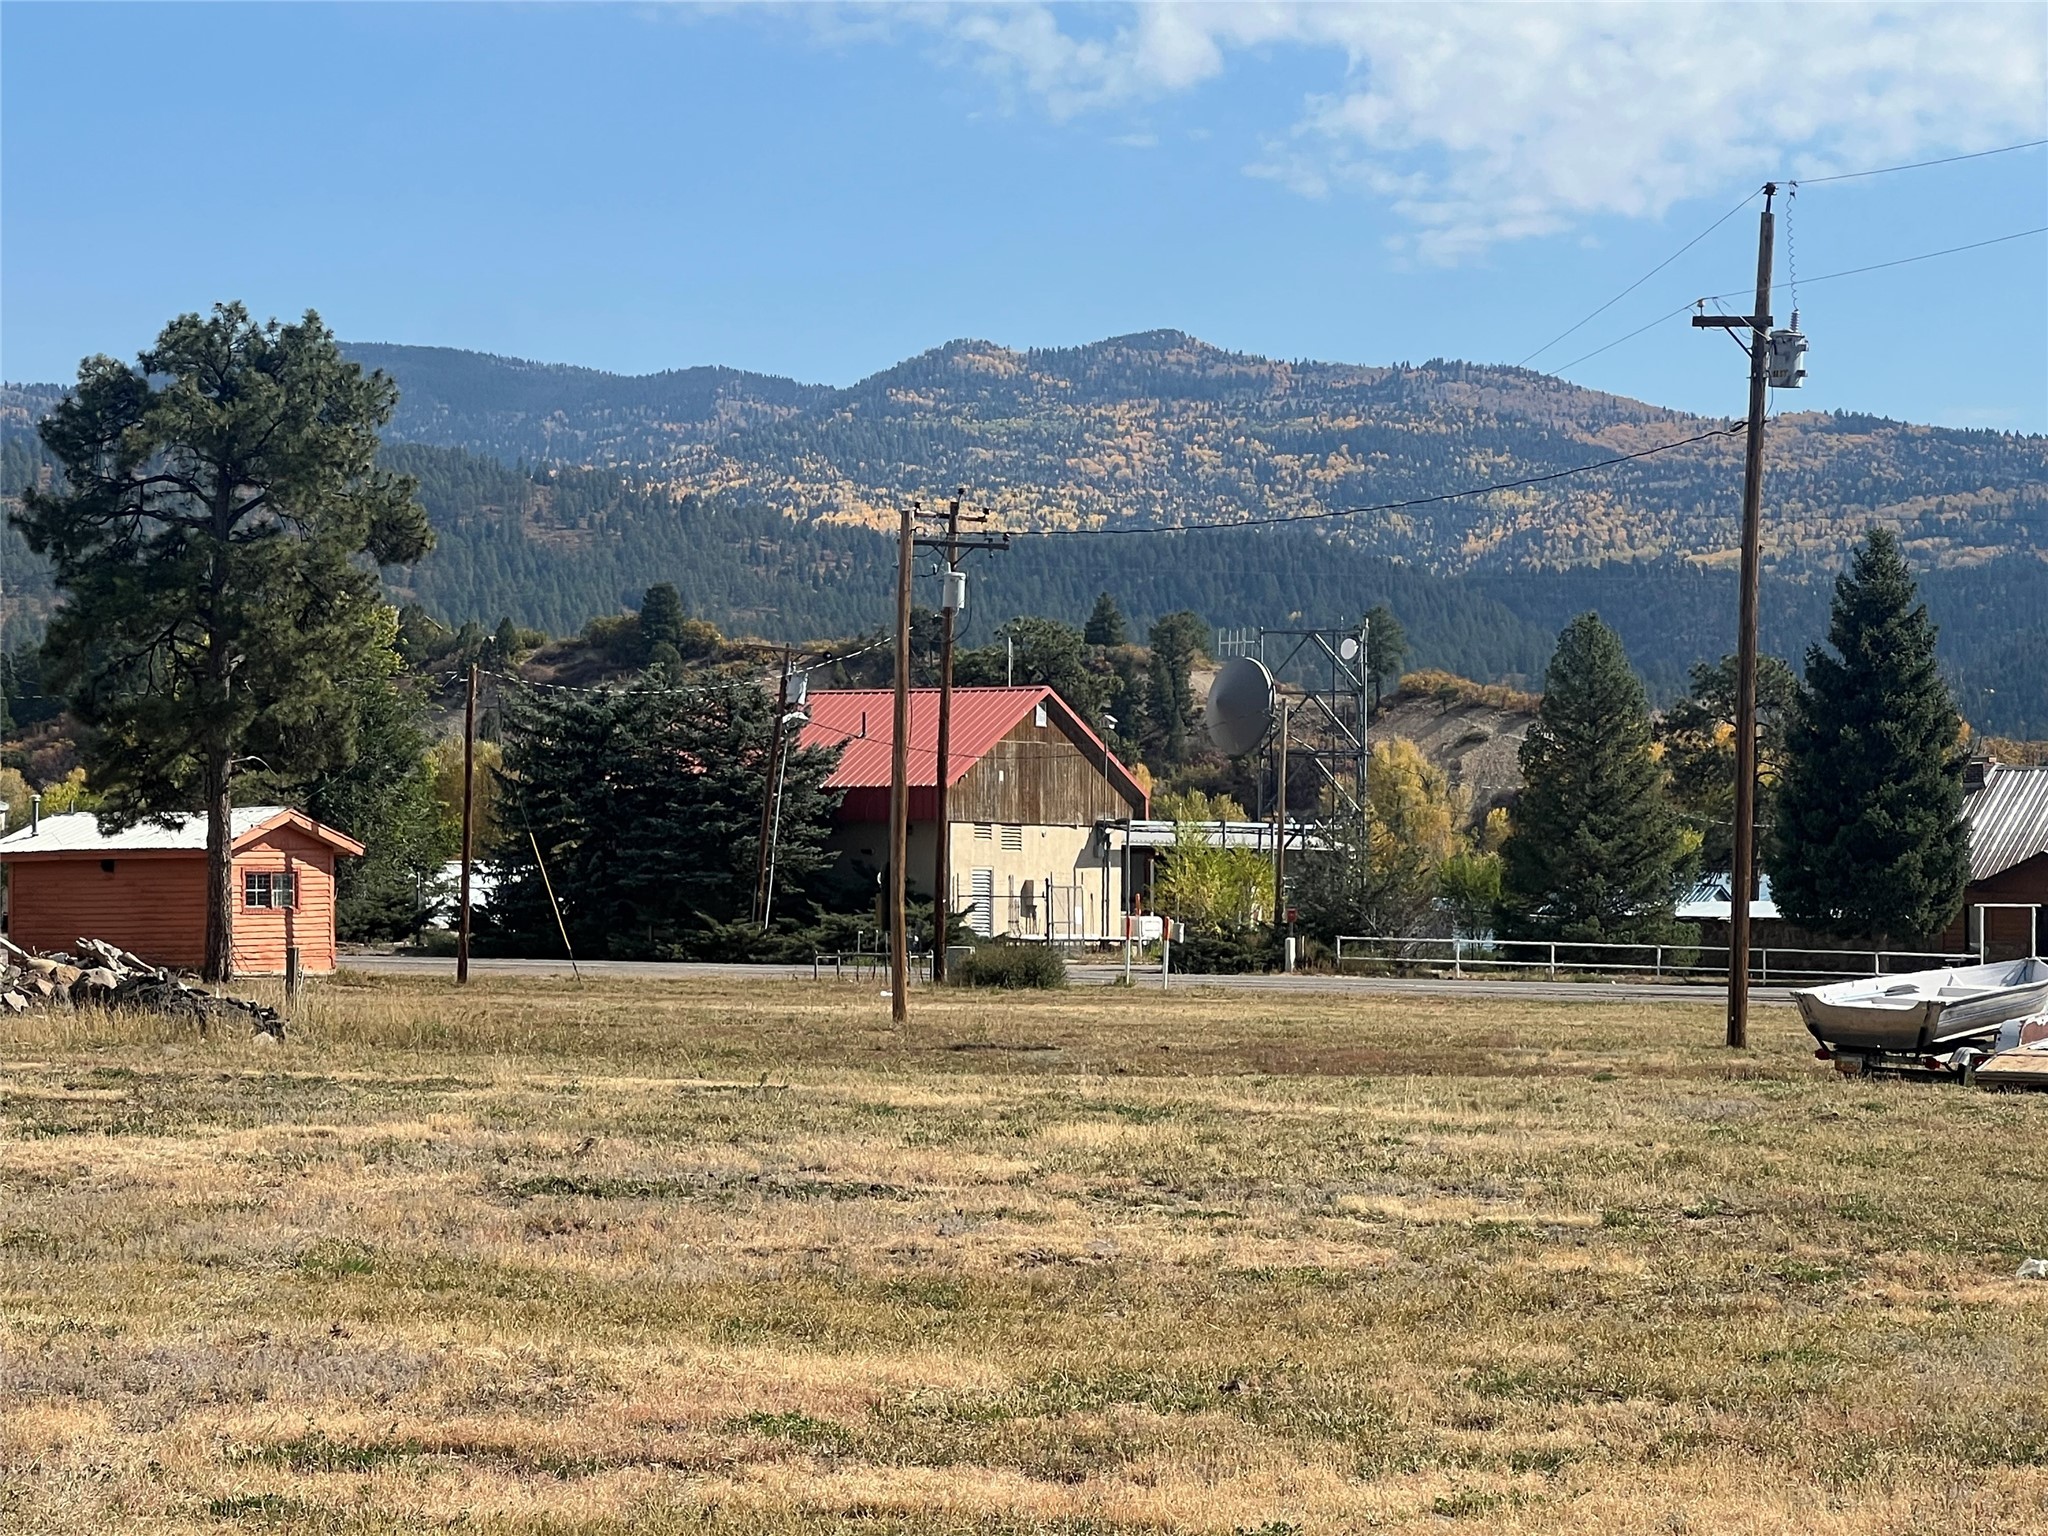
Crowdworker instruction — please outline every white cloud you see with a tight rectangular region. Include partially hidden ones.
[908,2,2048,260]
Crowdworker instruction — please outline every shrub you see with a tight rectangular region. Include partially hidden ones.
[953,943,1067,989]
[1173,925,1280,974]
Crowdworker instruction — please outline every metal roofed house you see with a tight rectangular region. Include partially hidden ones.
[0,806,364,974]
[798,686,1147,940]
[1676,872,1781,923]
[1942,762,2048,958]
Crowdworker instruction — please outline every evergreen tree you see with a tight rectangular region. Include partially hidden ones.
[957,616,1104,717]
[1498,613,1692,943]
[291,664,454,942]
[14,303,430,979]
[484,679,841,958]
[1146,611,1208,765]
[1084,592,1128,647]
[487,616,524,667]
[1364,604,1408,711]
[639,581,687,656]
[1769,529,1969,943]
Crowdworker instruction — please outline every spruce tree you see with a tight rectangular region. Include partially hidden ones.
[1769,529,1969,943]
[638,581,687,658]
[1364,604,1408,711]
[1084,592,1128,648]
[1499,613,1691,943]
[486,678,841,958]
[1146,611,1208,765]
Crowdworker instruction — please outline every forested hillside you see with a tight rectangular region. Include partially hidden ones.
[7,331,2045,733]
[345,333,2048,576]
[343,345,826,465]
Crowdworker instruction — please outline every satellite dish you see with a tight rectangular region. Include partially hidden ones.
[1339,636,1360,662]
[1208,657,1275,757]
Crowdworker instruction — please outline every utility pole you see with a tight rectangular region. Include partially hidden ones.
[752,648,792,927]
[929,491,964,982]
[888,504,915,1024]
[1693,182,1776,1050]
[458,661,478,985]
[1274,697,1289,965]
[916,490,1009,980]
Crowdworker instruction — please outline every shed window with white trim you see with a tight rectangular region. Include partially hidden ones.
[243,870,297,910]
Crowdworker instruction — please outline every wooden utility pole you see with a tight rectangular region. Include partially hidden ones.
[457,661,478,985]
[914,493,1010,981]
[1694,183,1776,1050]
[888,503,915,1023]
[931,494,960,982]
[752,649,792,927]
[1274,698,1289,962]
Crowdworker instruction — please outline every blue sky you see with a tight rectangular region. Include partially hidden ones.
[4,2,2045,430]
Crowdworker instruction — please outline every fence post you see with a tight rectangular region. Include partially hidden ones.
[1759,948,1768,987]
[1548,943,1557,981]
[1655,945,1662,979]
[1453,937,1463,979]
[1161,921,1171,991]
[284,947,301,1015]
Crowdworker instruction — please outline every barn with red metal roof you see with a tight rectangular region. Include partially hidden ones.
[798,686,1147,940]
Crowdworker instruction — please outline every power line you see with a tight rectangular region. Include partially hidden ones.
[1517,190,1762,367]
[1706,225,2048,302]
[1790,137,2048,186]
[1007,425,1746,539]
[1521,137,2045,371]
[1553,225,2048,378]
[1550,298,1704,375]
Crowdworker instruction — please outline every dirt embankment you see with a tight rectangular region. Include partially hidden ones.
[1373,685,1536,818]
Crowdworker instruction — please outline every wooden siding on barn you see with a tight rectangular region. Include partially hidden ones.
[2,825,343,974]
[948,715,1135,826]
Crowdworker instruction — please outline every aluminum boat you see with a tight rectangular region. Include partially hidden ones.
[1795,957,2048,1059]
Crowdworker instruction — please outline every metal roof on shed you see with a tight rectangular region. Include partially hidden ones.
[0,807,364,857]
[1967,764,2048,882]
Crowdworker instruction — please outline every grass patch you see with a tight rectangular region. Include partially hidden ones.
[2,972,2045,1532]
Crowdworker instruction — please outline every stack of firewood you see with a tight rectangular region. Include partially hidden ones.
[0,935,286,1037]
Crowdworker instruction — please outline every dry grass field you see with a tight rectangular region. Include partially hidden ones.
[3,973,2047,1535]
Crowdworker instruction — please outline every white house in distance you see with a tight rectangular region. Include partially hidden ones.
[798,685,1148,940]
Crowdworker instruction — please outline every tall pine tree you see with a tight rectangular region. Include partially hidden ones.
[1769,529,1969,943]
[16,304,430,979]
[1499,613,1692,943]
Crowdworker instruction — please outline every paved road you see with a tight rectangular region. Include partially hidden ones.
[340,952,1796,1007]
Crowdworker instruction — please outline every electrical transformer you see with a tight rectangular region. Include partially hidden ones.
[1768,310,1808,388]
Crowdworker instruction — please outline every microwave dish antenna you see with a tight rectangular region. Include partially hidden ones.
[1208,657,1276,757]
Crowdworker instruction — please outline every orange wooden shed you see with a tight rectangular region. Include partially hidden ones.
[0,806,364,975]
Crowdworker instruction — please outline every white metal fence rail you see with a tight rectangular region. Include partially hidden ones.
[1333,935,1976,985]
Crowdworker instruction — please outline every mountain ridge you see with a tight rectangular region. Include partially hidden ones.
[6,332,2044,731]
[323,332,2045,576]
